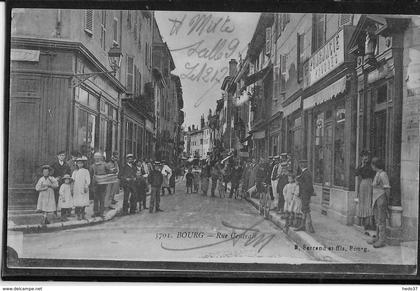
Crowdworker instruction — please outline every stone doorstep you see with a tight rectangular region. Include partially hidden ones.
[245,197,350,263]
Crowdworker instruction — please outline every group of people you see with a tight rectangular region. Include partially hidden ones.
[182,153,316,234]
[35,150,177,225]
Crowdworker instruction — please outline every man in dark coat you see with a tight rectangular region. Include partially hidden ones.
[119,154,137,215]
[148,162,164,213]
[295,160,315,233]
[51,150,71,215]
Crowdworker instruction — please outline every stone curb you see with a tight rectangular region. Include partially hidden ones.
[245,196,350,263]
[8,202,124,234]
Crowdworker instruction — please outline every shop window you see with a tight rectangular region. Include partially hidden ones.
[88,93,98,110]
[74,107,96,156]
[125,121,133,155]
[334,106,346,186]
[314,112,324,183]
[113,122,118,152]
[78,88,88,106]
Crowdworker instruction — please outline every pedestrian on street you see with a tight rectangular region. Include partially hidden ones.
[185,168,194,194]
[201,160,211,196]
[295,160,315,233]
[90,152,113,218]
[58,174,74,221]
[270,156,281,210]
[210,162,219,197]
[230,162,243,199]
[355,150,376,230]
[72,157,90,220]
[120,154,137,215]
[104,152,120,210]
[148,162,164,213]
[283,173,298,227]
[135,160,149,212]
[35,165,58,225]
[222,162,231,193]
[368,157,391,248]
[161,161,173,195]
[192,165,200,193]
[276,160,289,216]
[218,163,226,198]
[51,151,71,216]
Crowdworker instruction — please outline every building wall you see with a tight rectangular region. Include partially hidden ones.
[401,16,420,240]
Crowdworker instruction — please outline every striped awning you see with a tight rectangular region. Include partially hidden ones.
[303,76,347,110]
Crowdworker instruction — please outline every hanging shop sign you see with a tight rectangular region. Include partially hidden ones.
[304,29,344,88]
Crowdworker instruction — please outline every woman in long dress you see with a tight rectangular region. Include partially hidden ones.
[72,157,91,220]
[35,165,58,225]
[355,150,376,230]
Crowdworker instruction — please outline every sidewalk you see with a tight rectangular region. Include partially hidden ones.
[8,191,125,233]
[245,196,417,264]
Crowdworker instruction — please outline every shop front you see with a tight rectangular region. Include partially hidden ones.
[301,26,358,225]
[303,74,357,225]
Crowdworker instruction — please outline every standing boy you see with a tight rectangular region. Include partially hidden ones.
[51,151,71,216]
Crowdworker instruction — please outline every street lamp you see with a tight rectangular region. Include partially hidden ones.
[70,43,123,88]
[108,43,123,74]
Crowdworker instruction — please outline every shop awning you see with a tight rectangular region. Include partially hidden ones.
[303,76,347,110]
[283,97,301,117]
[253,130,265,139]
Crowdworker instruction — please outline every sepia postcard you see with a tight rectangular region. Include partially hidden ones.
[3,1,420,280]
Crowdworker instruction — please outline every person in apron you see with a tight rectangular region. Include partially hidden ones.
[355,150,376,230]
[368,157,391,248]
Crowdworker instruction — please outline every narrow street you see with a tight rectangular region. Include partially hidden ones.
[21,182,317,264]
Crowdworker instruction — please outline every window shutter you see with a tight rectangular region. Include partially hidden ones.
[113,18,118,43]
[126,56,134,93]
[339,14,352,27]
[280,55,287,92]
[265,27,271,56]
[127,11,131,29]
[133,13,137,39]
[84,10,94,34]
[297,33,304,83]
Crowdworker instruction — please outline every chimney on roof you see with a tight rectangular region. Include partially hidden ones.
[229,59,238,77]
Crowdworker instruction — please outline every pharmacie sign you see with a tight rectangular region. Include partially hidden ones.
[304,29,344,88]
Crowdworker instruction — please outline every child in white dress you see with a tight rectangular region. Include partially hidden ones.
[58,174,74,221]
[35,165,58,225]
[72,157,91,220]
[283,173,299,227]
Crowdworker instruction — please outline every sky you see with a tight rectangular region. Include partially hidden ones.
[155,11,260,129]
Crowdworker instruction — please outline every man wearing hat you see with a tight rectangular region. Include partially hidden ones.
[119,154,137,215]
[51,150,71,216]
[295,159,315,233]
[148,161,164,213]
[90,152,112,218]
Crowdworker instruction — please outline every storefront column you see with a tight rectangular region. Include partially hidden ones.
[307,109,313,171]
[390,31,405,206]
[344,74,358,190]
